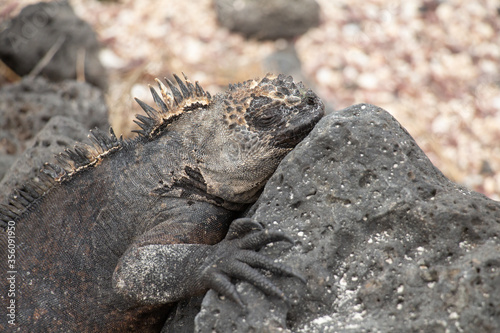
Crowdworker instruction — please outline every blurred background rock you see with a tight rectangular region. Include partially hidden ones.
[0,1,107,89]
[0,0,498,200]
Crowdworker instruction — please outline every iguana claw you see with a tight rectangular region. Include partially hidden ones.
[203,218,305,307]
[225,217,263,240]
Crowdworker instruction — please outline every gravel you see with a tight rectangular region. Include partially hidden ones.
[2,0,499,199]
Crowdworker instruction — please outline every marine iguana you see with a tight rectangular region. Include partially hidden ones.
[0,73,324,332]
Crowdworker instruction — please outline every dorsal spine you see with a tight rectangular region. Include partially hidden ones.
[0,74,211,228]
[133,73,211,138]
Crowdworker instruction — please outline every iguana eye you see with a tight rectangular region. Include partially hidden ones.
[255,113,278,128]
[246,96,285,130]
[305,96,316,105]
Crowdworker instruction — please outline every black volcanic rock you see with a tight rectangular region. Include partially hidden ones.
[0,1,107,90]
[195,104,500,332]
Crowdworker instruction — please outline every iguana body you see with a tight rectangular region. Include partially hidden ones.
[0,74,324,331]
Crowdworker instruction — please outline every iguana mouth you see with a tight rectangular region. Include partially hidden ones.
[275,90,325,148]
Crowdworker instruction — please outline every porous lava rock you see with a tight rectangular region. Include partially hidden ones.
[195,104,500,332]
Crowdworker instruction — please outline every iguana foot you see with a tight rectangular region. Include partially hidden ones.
[202,218,305,307]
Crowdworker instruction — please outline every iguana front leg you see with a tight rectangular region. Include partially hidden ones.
[113,216,303,307]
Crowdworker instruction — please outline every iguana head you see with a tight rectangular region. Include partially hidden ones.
[135,74,324,204]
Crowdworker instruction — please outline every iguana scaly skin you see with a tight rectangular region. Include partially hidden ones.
[0,74,324,332]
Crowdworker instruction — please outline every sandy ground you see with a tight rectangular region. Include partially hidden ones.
[1,0,499,200]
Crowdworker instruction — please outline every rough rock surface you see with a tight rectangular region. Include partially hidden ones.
[195,104,500,332]
[0,76,108,184]
[215,0,320,40]
[0,1,107,90]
